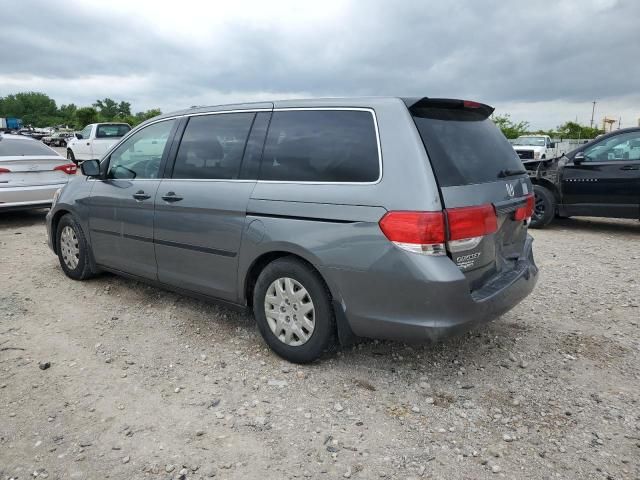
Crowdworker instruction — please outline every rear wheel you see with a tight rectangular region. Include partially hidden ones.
[530,185,556,229]
[56,214,95,280]
[253,257,335,363]
[67,149,76,164]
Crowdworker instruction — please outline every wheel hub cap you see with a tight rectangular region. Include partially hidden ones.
[60,226,79,270]
[264,277,315,346]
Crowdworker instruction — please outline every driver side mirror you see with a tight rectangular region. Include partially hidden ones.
[573,152,585,164]
[80,159,101,177]
[75,133,82,139]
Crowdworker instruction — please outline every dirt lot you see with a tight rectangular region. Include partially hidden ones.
[1,211,639,480]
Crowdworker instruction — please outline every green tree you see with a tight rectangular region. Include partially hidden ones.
[93,98,119,121]
[0,92,60,127]
[134,108,162,124]
[117,101,132,117]
[492,114,530,139]
[58,103,78,127]
[76,107,99,128]
[555,121,602,139]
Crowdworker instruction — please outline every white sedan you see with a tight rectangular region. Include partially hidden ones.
[0,134,77,211]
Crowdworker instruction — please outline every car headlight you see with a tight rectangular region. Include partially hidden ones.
[52,188,62,206]
[534,151,540,159]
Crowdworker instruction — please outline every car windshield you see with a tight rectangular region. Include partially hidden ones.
[0,138,58,156]
[513,137,546,146]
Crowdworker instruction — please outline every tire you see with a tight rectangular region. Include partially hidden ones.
[56,214,95,280]
[67,149,76,164]
[253,257,335,363]
[530,185,556,229]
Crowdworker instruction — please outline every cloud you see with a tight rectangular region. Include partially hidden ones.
[1,0,639,128]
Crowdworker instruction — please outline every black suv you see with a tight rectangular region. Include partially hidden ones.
[526,127,640,228]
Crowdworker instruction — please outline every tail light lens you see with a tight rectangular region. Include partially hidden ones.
[54,163,77,175]
[378,211,446,255]
[0,167,10,174]
[513,194,535,222]
[447,204,497,240]
[379,203,498,256]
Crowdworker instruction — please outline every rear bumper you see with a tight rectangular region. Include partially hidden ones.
[0,184,64,211]
[323,236,538,343]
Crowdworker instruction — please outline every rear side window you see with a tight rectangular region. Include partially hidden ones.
[172,113,255,180]
[96,124,131,138]
[412,108,523,187]
[0,138,56,156]
[260,110,379,182]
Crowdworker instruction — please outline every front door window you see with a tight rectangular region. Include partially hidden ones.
[107,120,175,179]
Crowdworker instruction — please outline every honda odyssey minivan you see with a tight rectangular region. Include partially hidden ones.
[46,97,538,363]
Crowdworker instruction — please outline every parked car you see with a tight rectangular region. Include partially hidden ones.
[43,132,74,147]
[512,135,556,160]
[0,134,77,211]
[66,123,131,163]
[525,127,640,228]
[17,128,47,141]
[46,97,538,363]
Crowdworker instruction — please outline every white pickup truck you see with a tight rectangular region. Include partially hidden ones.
[66,123,131,163]
[512,135,556,161]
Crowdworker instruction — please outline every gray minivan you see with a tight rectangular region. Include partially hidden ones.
[46,97,538,363]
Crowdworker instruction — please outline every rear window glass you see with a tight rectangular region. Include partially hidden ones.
[96,124,131,138]
[0,138,57,156]
[260,110,379,182]
[412,108,523,187]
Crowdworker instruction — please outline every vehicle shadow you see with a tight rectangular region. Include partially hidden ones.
[0,209,48,230]
[548,217,640,235]
[88,268,522,372]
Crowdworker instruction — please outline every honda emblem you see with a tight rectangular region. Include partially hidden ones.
[506,183,515,197]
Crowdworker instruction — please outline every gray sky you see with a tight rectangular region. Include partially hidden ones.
[1,0,639,129]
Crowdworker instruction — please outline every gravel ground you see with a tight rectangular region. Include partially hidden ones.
[1,211,639,480]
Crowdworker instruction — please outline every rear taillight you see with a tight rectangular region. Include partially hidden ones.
[513,194,535,222]
[378,211,446,255]
[447,204,497,241]
[54,163,77,175]
[379,203,498,256]
[0,167,10,174]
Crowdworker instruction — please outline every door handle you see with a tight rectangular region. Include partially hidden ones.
[620,165,639,170]
[132,190,151,200]
[161,191,183,202]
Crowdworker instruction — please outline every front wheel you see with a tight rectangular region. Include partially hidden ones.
[253,258,335,363]
[67,149,77,164]
[529,185,556,229]
[56,214,96,280]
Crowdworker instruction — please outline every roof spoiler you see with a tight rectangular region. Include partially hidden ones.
[403,97,494,118]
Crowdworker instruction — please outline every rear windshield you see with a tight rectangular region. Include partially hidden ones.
[412,108,522,187]
[96,124,131,138]
[0,138,56,156]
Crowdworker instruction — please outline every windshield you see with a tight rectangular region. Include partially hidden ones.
[411,107,523,187]
[513,137,546,146]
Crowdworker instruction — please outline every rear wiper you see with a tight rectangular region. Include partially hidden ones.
[498,168,527,178]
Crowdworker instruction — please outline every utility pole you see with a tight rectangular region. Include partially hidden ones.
[590,101,596,128]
